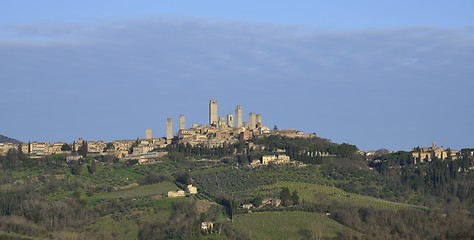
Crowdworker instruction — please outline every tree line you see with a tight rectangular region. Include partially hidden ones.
[371,151,474,209]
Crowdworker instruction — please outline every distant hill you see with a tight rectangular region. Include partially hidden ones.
[0,134,22,144]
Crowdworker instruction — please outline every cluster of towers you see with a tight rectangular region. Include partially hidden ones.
[209,100,262,130]
[166,114,186,142]
[165,99,263,143]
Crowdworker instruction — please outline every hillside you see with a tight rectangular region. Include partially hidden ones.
[233,211,361,239]
[0,135,472,239]
[0,134,21,144]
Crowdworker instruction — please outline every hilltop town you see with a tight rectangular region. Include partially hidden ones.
[0,99,316,163]
[1,99,470,167]
[0,99,473,240]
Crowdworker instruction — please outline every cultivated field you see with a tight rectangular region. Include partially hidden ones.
[233,211,360,239]
[260,181,427,210]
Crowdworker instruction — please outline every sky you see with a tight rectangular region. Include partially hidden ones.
[1,1,473,151]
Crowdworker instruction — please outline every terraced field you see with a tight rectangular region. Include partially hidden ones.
[233,211,360,239]
[260,181,427,210]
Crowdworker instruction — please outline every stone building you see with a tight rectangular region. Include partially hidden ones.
[411,142,459,163]
[88,141,106,154]
[167,190,186,198]
[30,141,50,155]
[260,129,316,139]
[201,221,214,232]
[186,184,198,195]
[0,143,16,155]
[261,154,291,165]
[239,130,253,141]
[218,116,226,128]
[177,123,239,148]
[49,142,65,154]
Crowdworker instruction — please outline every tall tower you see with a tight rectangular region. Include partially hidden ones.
[179,114,185,130]
[249,112,256,130]
[227,114,234,128]
[219,116,225,128]
[235,105,242,128]
[166,118,173,142]
[146,129,152,139]
[256,114,262,127]
[209,99,218,126]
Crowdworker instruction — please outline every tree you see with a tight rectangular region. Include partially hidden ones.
[17,143,27,162]
[0,155,7,172]
[279,187,291,206]
[375,148,390,155]
[329,143,358,158]
[78,141,88,158]
[91,158,96,173]
[128,139,140,154]
[251,196,263,207]
[70,161,82,175]
[61,143,72,152]
[175,172,191,185]
[104,142,114,151]
[6,148,19,165]
[87,159,96,174]
[72,141,77,155]
[291,190,299,205]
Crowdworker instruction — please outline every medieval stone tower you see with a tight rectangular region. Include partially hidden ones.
[209,99,218,126]
[227,114,234,128]
[166,118,173,142]
[145,129,152,139]
[256,114,262,127]
[249,112,256,130]
[235,104,242,128]
[179,114,185,130]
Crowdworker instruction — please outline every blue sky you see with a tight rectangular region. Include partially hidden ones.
[1,1,473,151]
[2,1,474,28]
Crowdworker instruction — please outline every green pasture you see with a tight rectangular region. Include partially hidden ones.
[233,211,360,239]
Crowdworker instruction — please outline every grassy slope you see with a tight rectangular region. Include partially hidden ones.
[262,181,427,210]
[84,213,141,240]
[84,197,196,239]
[87,181,179,204]
[0,231,45,240]
[83,177,181,238]
[233,211,360,239]
[2,159,432,239]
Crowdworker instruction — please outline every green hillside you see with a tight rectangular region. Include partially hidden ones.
[91,181,178,199]
[259,181,427,211]
[233,211,361,239]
